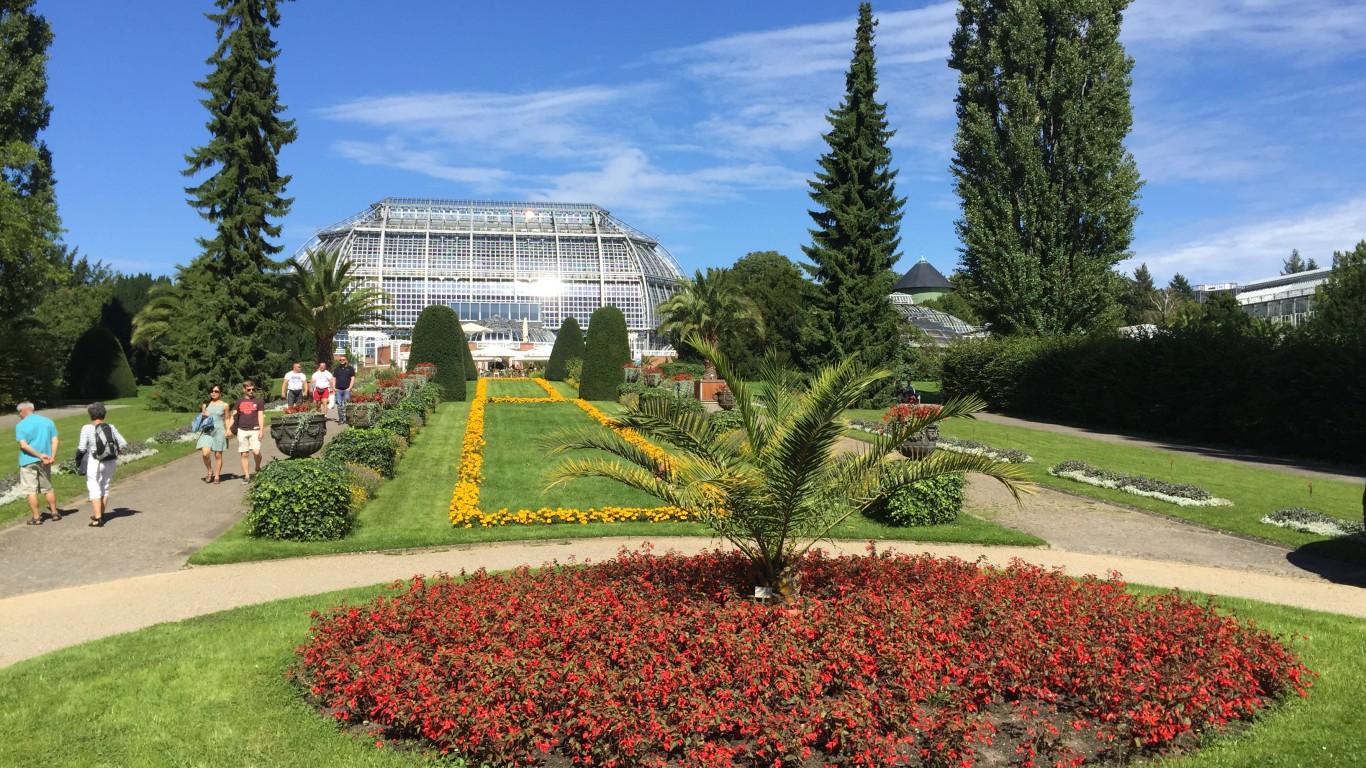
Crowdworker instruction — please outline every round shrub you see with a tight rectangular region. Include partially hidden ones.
[374,411,418,443]
[324,427,400,478]
[298,549,1312,768]
[708,408,744,433]
[245,458,351,541]
[578,305,630,400]
[63,326,138,400]
[867,473,965,526]
[407,305,467,401]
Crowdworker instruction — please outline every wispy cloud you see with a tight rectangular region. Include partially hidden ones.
[1133,196,1366,282]
[1125,0,1366,58]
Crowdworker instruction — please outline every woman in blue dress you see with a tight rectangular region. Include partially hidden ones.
[196,384,229,484]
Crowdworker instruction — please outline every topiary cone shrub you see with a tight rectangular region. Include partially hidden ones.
[546,315,585,381]
[297,548,1314,767]
[578,305,630,400]
[407,305,466,401]
[64,326,138,400]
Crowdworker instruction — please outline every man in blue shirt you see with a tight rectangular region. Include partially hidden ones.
[15,401,62,525]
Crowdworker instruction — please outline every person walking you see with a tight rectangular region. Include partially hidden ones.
[229,381,266,484]
[14,401,61,525]
[77,402,127,528]
[281,362,308,407]
[333,355,356,424]
[196,385,229,484]
[311,361,334,416]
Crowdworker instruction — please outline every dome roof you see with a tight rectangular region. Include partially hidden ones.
[893,258,953,293]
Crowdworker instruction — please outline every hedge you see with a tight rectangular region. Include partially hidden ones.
[546,315,585,381]
[245,458,352,541]
[64,326,138,400]
[408,305,467,401]
[579,305,630,401]
[866,474,965,526]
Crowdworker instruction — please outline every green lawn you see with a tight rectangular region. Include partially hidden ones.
[0,582,1355,768]
[3,400,200,523]
[192,390,1040,565]
[846,410,1366,563]
[483,378,556,398]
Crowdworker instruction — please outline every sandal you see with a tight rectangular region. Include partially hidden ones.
[202,475,213,484]
[26,518,42,526]
[88,518,103,528]
[212,477,221,484]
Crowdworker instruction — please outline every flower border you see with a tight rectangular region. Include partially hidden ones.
[448,379,687,528]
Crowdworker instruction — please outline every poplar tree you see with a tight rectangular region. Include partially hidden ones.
[154,0,298,409]
[949,0,1142,335]
[803,2,906,367]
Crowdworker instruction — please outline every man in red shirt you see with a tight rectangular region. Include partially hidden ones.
[229,380,266,484]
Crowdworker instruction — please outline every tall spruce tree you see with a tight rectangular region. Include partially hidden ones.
[802,3,906,367]
[949,0,1142,335]
[154,0,298,410]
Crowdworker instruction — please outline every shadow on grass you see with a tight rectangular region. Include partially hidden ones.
[1285,537,1366,587]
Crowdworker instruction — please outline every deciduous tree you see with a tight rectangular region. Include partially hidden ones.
[950,0,1142,335]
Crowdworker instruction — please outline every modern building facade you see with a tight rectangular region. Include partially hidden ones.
[295,198,685,361]
[1195,267,1331,327]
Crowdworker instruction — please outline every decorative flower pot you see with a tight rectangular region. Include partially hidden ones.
[270,413,329,458]
[345,402,381,428]
[380,386,404,407]
[897,424,940,460]
[714,389,735,410]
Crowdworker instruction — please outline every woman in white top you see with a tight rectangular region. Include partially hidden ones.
[78,402,128,528]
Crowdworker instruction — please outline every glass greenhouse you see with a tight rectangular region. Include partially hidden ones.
[294,198,685,354]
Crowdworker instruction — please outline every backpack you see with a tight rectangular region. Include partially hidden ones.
[92,423,119,461]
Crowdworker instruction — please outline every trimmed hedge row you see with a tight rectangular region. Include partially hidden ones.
[941,330,1366,464]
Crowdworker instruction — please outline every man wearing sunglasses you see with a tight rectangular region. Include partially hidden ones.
[228,381,266,484]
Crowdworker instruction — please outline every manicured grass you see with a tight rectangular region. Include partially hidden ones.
[192,389,1039,565]
[0,581,1355,768]
[846,411,1366,562]
[484,378,554,398]
[2,403,200,523]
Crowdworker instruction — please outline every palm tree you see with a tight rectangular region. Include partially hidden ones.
[286,248,391,362]
[656,268,763,379]
[544,336,1033,600]
[130,283,186,349]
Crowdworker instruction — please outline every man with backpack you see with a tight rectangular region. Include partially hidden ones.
[78,402,127,528]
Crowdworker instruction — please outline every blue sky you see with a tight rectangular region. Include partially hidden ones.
[37,0,1366,287]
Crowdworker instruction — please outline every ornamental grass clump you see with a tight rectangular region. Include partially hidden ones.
[295,548,1313,768]
[544,336,1032,598]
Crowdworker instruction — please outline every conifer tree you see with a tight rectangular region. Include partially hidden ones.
[546,316,585,381]
[153,0,298,410]
[950,0,1142,335]
[802,3,906,367]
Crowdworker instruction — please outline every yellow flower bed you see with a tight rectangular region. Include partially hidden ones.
[570,399,673,472]
[448,378,686,528]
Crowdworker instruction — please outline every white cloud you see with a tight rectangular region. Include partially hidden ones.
[334,138,512,189]
[1133,195,1366,282]
[1125,0,1366,58]
[1129,117,1284,183]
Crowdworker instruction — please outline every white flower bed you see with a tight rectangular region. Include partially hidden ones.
[1262,508,1364,538]
[1048,461,1233,507]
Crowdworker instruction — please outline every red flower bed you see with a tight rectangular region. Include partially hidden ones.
[294,549,1312,767]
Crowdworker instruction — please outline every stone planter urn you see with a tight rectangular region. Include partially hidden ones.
[270,413,329,458]
[380,386,404,407]
[714,388,735,410]
[345,402,382,428]
[897,424,940,460]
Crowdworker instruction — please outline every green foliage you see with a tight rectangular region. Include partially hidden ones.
[1120,263,1159,326]
[867,474,965,526]
[579,305,630,400]
[802,4,905,368]
[950,0,1140,335]
[1309,239,1366,343]
[324,427,399,479]
[462,340,477,381]
[63,326,137,400]
[408,304,467,401]
[245,458,351,541]
[345,461,382,498]
[374,410,418,444]
[285,248,389,362]
[722,251,810,376]
[1281,249,1318,275]
[659,360,703,378]
[0,326,61,407]
[657,268,763,378]
[920,291,982,328]
[546,315,585,381]
[707,408,744,433]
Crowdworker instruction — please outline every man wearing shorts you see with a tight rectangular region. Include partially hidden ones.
[14,401,61,525]
[311,361,334,415]
[230,381,266,484]
[281,362,308,407]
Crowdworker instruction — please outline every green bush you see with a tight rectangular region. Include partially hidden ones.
[408,305,467,401]
[866,474,965,527]
[579,306,630,400]
[345,462,383,498]
[546,316,585,381]
[659,361,704,378]
[245,458,352,541]
[63,326,138,400]
[324,427,400,478]
[708,408,744,433]
[374,411,419,443]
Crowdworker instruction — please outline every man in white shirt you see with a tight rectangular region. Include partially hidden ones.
[311,362,335,414]
[281,362,309,407]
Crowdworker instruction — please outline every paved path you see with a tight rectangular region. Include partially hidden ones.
[1,411,1363,670]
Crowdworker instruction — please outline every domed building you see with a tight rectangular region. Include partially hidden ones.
[294,198,684,362]
[888,258,982,345]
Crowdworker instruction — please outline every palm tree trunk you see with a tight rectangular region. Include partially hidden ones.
[315,336,334,364]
